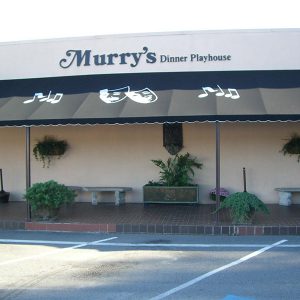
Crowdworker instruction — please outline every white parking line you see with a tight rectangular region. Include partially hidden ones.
[0,236,118,266]
[0,239,82,245]
[97,242,300,248]
[149,239,287,300]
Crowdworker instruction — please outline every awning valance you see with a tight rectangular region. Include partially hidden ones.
[1,70,300,126]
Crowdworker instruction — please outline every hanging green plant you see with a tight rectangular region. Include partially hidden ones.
[281,133,300,162]
[33,135,69,168]
[213,192,269,224]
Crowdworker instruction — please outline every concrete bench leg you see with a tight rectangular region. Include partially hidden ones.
[278,191,292,206]
[114,191,126,206]
[91,192,98,205]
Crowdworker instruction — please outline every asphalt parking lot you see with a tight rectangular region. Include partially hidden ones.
[0,231,299,300]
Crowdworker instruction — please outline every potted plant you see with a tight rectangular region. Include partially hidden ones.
[24,180,76,220]
[214,191,269,224]
[281,133,300,162]
[143,152,203,204]
[33,135,69,167]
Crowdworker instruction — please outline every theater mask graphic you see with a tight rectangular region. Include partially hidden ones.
[125,88,158,104]
[99,87,158,104]
[99,86,129,103]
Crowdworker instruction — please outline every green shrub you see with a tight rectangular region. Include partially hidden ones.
[215,191,269,224]
[24,180,76,219]
[150,152,203,186]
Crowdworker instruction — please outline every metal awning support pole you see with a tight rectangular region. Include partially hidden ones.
[215,121,221,224]
[243,167,247,192]
[25,126,31,221]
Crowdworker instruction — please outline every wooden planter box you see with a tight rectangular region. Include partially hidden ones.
[143,185,199,204]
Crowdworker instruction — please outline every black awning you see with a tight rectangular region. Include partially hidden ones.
[1,70,300,126]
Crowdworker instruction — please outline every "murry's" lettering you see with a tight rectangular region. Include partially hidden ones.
[59,47,157,68]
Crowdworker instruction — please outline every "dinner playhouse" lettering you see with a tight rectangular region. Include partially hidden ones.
[59,47,231,69]
[160,54,231,63]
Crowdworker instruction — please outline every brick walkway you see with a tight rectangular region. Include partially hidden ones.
[1,202,300,235]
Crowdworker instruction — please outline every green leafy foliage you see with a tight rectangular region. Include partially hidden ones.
[215,192,269,224]
[281,133,300,162]
[24,180,76,217]
[150,152,202,186]
[33,135,68,168]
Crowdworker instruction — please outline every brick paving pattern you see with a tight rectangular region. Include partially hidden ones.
[1,202,300,235]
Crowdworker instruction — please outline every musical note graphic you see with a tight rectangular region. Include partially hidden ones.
[24,92,47,104]
[23,91,64,104]
[38,91,52,102]
[215,85,225,97]
[197,86,240,100]
[49,93,63,104]
[225,88,240,99]
[198,87,218,98]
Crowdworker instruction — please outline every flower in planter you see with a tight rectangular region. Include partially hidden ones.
[209,187,230,201]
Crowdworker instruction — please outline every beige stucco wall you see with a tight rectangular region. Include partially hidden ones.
[0,122,300,204]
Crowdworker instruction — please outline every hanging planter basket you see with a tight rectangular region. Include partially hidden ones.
[281,133,300,162]
[33,135,69,168]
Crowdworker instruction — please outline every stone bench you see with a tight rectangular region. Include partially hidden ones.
[68,186,132,206]
[275,187,300,206]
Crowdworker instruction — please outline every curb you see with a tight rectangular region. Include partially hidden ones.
[23,222,300,235]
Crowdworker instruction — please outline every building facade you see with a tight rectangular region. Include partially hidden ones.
[0,29,300,204]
